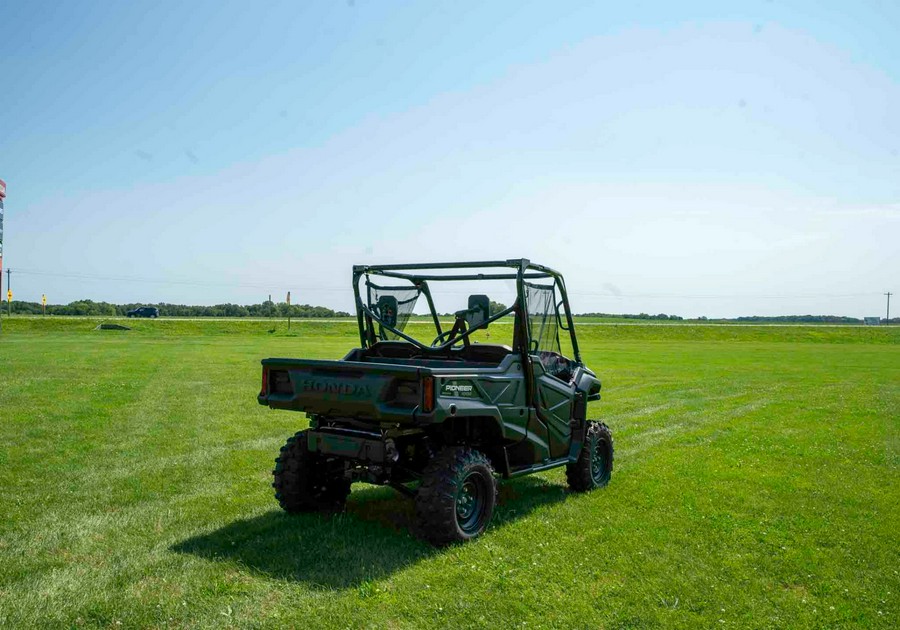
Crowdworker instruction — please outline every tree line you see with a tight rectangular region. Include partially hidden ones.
[5,299,351,318]
[5,299,894,324]
[577,312,684,320]
[730,315,891,324]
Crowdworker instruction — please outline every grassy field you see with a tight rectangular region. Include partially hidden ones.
[0,319,897,628]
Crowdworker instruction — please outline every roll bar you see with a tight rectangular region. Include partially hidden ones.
[351,258,581,363]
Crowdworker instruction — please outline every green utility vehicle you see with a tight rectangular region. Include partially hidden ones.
[258,259,612,545]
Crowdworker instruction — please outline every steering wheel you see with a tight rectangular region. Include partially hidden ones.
[430,330,454,347]
[431,311,470,347]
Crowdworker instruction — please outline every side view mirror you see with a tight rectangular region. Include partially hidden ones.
[375,295,399,328]
[466,294,490,329]
[556,299,570,331]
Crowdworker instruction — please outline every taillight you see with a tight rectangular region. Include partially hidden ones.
[421,375,435,413]
[260,367,269,396]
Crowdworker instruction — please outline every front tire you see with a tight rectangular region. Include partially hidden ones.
[566,421,613,492]
[272,430,350,512]
[415,447,497,546]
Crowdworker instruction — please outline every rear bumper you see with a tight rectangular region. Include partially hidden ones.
[307,428,393,464]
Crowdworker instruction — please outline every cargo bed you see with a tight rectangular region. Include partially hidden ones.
[259,358,433,422]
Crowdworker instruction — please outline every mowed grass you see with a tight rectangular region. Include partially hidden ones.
[0,320,897,628]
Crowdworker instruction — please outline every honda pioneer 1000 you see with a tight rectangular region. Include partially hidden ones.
[258,259,612,545]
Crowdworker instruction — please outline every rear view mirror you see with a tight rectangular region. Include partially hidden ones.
[466,294,490,328]
[376,295,399,328]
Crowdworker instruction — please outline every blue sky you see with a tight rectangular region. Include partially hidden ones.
[1,0,897,317]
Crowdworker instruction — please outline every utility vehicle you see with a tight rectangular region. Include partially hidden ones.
[258,259,612,545]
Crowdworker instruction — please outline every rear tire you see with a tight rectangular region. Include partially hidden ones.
[566,421,613,492]
[415,447,497,546]
[272,430,350,512]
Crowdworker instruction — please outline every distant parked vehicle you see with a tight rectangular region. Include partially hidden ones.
[126,307,159,318]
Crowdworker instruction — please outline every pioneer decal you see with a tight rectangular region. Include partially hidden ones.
[298,378,372,398]
[441,380,477,398]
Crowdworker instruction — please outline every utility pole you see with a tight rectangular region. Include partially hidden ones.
[0,178,5,332]
[886,292,893,325]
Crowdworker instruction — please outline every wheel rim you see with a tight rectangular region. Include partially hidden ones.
[591,436,611,485]
[456,473,487,534]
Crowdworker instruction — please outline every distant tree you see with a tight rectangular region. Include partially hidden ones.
[489,301,509,316]
[9,300,42,315]
[261,300,277,317]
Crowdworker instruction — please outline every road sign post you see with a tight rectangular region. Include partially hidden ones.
[42,294,47,316]
[287,291,291,330]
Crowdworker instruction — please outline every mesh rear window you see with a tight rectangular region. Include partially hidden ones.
[525,282,559,355]
[368,282,420,340]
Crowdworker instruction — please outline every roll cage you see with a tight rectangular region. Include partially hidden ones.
[352,258,582,364]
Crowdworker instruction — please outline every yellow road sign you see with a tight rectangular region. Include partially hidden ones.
[42,294,47,305]
[6,289,11,302]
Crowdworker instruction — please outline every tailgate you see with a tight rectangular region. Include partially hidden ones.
[258,358,430,421]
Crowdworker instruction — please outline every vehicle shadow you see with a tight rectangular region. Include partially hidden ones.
[172,475,570,588]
